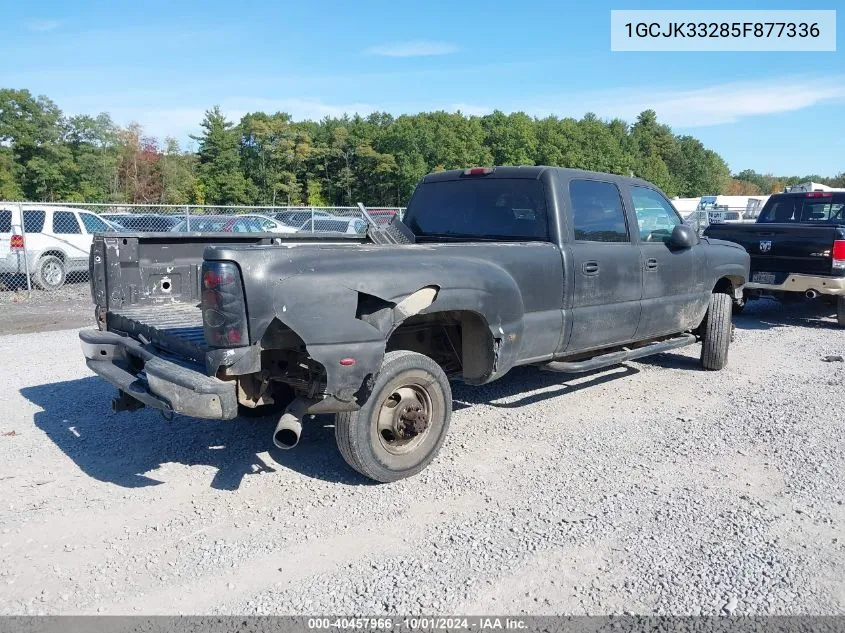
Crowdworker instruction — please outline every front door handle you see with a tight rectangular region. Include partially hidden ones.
[582,261,599,275]
[645,258,659,270]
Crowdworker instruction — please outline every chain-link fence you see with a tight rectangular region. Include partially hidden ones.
[0,203,404,299]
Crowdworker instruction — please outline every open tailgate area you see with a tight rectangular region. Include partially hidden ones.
[91,233,276,360]
[90,231,370,360]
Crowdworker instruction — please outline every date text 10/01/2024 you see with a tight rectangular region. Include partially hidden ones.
[306,618,528,630]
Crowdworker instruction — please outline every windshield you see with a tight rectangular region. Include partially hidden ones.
[403,178,549,241]
[758,194,845,223]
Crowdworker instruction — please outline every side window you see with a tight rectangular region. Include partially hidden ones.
[23,210,46,233]
[80,213,110,234]
[53,211,81,234]
[569,179,629,243]
[0,211,11,233]
[630,186,681,243]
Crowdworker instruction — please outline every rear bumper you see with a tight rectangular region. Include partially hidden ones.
[746,273,845,296]
[0,252,29,275]
[79,329,238,419]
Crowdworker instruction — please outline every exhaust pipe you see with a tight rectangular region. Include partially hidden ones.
[805,289,818,300]
[272,398,314,450]
[273,414,302,449]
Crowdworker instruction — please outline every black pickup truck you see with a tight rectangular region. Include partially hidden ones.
[704,191,845,326]
[80,167,749,482]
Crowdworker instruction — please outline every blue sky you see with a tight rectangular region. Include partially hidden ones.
[2,0,843,175]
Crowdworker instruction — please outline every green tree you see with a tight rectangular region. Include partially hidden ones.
[481,110,537,166]
[0,147,23,199]
[192,106,253,205]
[0,89,71,199]
[160,138,196,204]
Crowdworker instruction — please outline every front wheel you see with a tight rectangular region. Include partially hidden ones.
[837,296,845,328]
[700,293,732,371]
[335,350,452,483]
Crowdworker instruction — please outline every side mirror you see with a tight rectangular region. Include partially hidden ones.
[670,223,698,250]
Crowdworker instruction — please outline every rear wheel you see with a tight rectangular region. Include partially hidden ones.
[837,296,845,328]
[32,255,65,291]
[335,350,451,483]
[700,293,732,371]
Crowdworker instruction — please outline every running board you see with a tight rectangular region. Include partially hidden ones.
[541,334,697,374]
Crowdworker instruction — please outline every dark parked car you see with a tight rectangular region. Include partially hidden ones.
[100,214,181,232]
[704,190,845,325]
[80,167,749,482]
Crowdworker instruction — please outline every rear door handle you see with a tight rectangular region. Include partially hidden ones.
[581,261,599,275]
[646,258,659,270]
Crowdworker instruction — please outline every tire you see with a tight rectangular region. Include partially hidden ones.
[700,293,732,371]
[335,350,452,483]
[837,296,845,328]
[32,255,66,291]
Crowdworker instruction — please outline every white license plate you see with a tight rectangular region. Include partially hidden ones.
[752,271,776,284]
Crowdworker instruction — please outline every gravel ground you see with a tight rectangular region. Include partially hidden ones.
[0,298,842,616]
[0,278,91,335]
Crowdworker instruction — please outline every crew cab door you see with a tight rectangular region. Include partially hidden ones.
[562,178,642,353]
[629,186,708,338]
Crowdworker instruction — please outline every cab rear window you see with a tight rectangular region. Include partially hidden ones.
[404,178,549,241]
[758,194,845,223]
[0,211,10,233]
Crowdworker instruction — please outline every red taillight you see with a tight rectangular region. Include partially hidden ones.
[463,167,494,176]
[10,235,23,250]
[201,261,248,348]
[203,269,236,290]
[833,240,845,272]
[339,358,356,366]
[806,192,833,198]
[226,328,242,344]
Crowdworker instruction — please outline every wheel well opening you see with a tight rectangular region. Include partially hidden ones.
[386,310,494,383]
[42,250,65,261]
[713,275,741,295]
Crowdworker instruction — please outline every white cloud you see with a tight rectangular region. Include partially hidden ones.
[27,20,60,32]
[522,75,845,128]
[78,74,845,147]
[365,40,459,57]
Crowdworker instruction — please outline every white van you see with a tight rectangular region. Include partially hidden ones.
[0,205,116,290]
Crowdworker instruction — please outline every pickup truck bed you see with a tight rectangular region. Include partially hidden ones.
[108,302,207,363]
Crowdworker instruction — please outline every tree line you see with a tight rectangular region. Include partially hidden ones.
[1,88,841,206]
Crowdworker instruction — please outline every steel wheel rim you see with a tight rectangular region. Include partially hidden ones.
[44,261,62,285]
[376,384,433,455]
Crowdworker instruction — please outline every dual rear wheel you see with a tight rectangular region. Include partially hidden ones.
[335,350,452,483]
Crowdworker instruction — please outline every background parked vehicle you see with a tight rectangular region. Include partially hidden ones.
[273,210,333,230]
[170,214,294,234]
[704,190,845,325]
[0,205,117,290]
[100,213,181,232]
[296,216,368,234]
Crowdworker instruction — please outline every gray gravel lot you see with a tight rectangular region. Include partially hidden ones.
[0,298,843,615]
